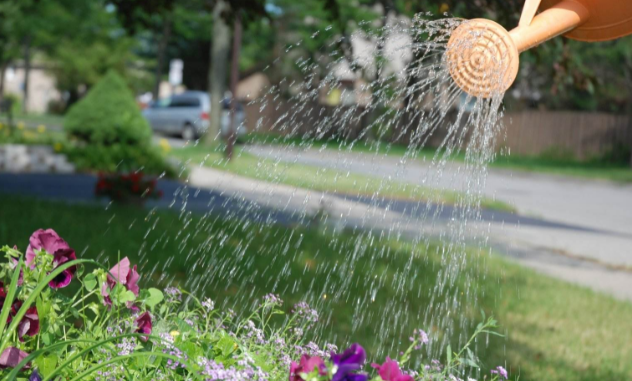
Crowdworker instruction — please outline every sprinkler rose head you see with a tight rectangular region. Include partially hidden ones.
[446,19,519,99]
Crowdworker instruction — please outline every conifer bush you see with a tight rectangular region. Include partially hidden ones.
[64,71,152,146]
[62,71,173,176]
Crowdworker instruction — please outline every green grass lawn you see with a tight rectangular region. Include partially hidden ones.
[490,155,632,182]
[244,133,632,183]
[243,132,435,159]
[0,112,64,128]
[0,194,631,381]
[170,144,513,212]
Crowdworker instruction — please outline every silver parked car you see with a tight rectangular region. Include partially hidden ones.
[143,91,246,140]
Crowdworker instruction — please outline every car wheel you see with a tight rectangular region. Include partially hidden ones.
[182,124,196,141]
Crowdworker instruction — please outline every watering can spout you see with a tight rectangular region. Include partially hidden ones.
[446,0,632,98]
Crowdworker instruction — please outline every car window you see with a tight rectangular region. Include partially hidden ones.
[169,96,201,108]
[152,98,171,108]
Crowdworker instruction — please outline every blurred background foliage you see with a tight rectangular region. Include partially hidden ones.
[0,0,631,113]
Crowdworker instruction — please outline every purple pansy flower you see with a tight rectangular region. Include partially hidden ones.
[331,343,368,381]
[26,229,77,288]
[135,312,152,341]
[29,369,42,381]
[0,281,6,302]
[289,355,326,381]
[0,346,29,369]
[8,301,40,341]
[371,357,414,381]
[491,366,508,380]
[101,257,140,308]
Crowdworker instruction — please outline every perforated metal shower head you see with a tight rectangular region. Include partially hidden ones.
[445,19,520,99]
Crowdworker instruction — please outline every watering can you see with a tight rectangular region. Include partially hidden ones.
[446,0,632,98]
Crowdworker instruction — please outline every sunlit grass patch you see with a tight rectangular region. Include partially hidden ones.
[171,145,514,212]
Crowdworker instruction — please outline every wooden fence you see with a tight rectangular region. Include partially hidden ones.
[500,111,632,159]
[244,98,632,160]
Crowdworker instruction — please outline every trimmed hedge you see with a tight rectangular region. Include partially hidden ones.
[64,71,152,146]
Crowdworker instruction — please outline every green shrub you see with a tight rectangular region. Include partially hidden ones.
[537,146,577,163]
[63,71,151,146]
[4,93,21,114]
[593,142,631,167]
[64,143,176,176]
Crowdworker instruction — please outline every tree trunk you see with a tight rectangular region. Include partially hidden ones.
[226,12,242,161]
[153,12,172,100]
[22,35,32,114]
[0,62,7,104]
[205,0,231,146]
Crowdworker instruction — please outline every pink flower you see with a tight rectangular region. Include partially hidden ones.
[371,358,414,381]
[0,346,29,369]
[491,366,508,380]
[135,312,152,341]
[25,229,77,288]
[289,355,326,381]
[101,257,140,308]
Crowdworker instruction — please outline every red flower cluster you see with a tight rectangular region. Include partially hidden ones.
[95,172,163,202]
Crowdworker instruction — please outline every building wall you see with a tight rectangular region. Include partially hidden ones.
[2,65,61,114]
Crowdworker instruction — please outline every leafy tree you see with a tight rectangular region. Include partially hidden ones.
[110,0,178,99]
[0,0,45,110]
[0,0,146,110]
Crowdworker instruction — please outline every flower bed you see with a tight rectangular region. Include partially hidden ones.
[0,229,509,381]
[95,172,162,205]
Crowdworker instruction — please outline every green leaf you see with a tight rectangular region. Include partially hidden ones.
[446,345,452,368]
[0,259,22,337]
[75,264,85,278]
[36,296,52,321]
[83,273,97,291]
[175,318,195,334]
[135,353,160,369]
[481,330,504,337]
[251,352,275,373]
[178,342,203,361]
[34,353,59,377]
[216,335,237,357]
[463,358,479,368]
[118,290,136,304]
[1,245,21,258]
[41,332,53,346]
[144,288,164,308]
[88,302,101,317]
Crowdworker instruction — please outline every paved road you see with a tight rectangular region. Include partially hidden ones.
[243,144,632,300]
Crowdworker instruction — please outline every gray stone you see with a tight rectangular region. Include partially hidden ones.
[54,161,75,174]
[0,144,74,174]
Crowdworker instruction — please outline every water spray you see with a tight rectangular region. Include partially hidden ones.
[446,0,632,98]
